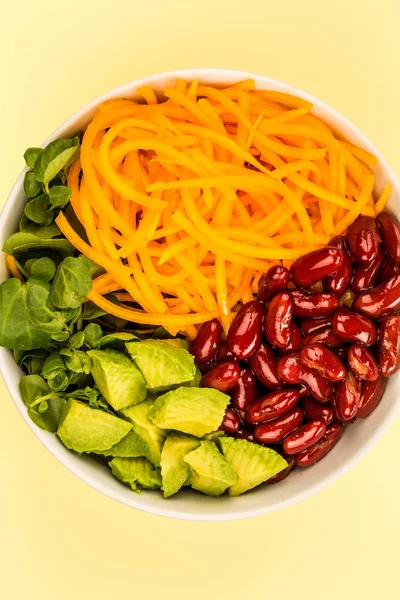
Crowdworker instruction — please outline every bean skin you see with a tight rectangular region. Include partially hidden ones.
[264,291,293,349]
[258,265,291,302]
[379,260,399,282]
[253,406,304,444]
[267,454,296,483]
[227,301,265,359]
[332,307,377,346]
[351,247,385,293]
[277,352,334,403]
[291,289,339,317]
[301,395,334,425]
[302,326,343,348]
[358,375,387,418]
[215,341,237,363]
[219,407,241,434]
[245,389,300,424]
[378,314,400,376]
[346,215,381,263]
[295,422,343,466]
[190,318,222,365]
[283,420,326,455]
[300,316,332,336]
[376,212,400,265]
[347,344,379,381]
[249,342,282,388]
[352,274,400,319]
[285,322,303,352]
[334,371,361,421]
[231,368,259,411]
[300,344,346,382]
[290,247,344,288]
[201,361,241,392]
[325,236,353,297]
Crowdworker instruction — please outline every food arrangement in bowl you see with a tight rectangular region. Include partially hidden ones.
[0,72,399,506]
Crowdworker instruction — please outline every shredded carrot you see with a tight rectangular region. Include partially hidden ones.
[58,79,389,334]
[5,255,23,281]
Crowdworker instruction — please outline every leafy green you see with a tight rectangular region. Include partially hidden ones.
[2,232,74,256]
[26,282,65,333]
[19,215,61,240]
[19,374,65,432]
[30,257,56,282]
[24,195,54,225]
[23,172,42,199]
[84,323,103,349]
[59,347,91,375]
[50,256,92,309]
[48,185,72,209]
[51,331,70,343]
[34,137,80,188]
[99,331,139,348]
[24,147,43,169]
[68,331,85,349]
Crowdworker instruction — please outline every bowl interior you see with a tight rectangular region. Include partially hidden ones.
[1,68,399,521]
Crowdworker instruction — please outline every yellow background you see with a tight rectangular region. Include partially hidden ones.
[1,1,400,598]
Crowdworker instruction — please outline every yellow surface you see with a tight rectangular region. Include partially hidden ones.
[1,1,400,598]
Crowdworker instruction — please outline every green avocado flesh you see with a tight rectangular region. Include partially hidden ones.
[184,441,237,497]
[160,432,200,498]
[121,396,167,467]
[110,457,162,493]
[94,430,151,459]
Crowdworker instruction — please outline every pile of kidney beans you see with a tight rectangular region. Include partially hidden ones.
[190,212,400,483]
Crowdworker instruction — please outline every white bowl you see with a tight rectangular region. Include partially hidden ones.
[1,68,399,521]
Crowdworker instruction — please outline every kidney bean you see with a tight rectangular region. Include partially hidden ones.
[334,371,361,421]
[227,300,265,359]
[283,420,326,455]
[215,341,236,363]
[189,318,222,365]
[301,395,334,425]
[297,383,309,397]
[290,247,344,288]
[245,389,300,424]
[201,361,241,393]
[335,345,348,361]
[235,429,254,442]
[358,375,387,418]
[295,422,343,466]
[300,316,332,335]
[291,289,339,318]
[347,344,379,381]
[332,307,377,345]
[231,368,259,411]
[253,406,304,444]
[219,407,241,434]
[352,274,400,319]
[268,453,296,483]
[285,322,303,351]
[302,326,343,348]
[199,357,218,374]
[300,343,346,382]
[325,237,353,297]
[346,215,381,263]
[277,353,334,403]
[378,314,400,376]
[379,260,399,282]
[264,291,293,349]
[258,265,291,302]
[249,342,282,388]
[351,247,385,293]
[376,212,400,265]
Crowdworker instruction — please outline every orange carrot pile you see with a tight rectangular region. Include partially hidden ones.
[55,78,392,338]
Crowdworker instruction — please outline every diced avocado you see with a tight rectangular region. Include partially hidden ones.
[218,437,288,496]
[126,340,196,391]
[57,399,131,453]
[121,396,167,466]
[88,349,146,411]
[110,457,162,493]
[203,430,225,442]
[183,366,202,388]
[156,338,190,351]
[160,432,200,498]
[184,441,237,496]
[148,387,230,437]
[94,430,151,459]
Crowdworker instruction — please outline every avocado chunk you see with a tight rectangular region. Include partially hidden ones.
[57,399,131,453]
[156,338,190,351]
[121,396,167,466]
[126,340,196,391]
[184,441,237,496]
[148,387,230,437]
[183,366,202,388]
[88,349,146,411]
[218,437,288,496]
[94,430,151,459]
[160,432,200,498]
[110,457,162,493]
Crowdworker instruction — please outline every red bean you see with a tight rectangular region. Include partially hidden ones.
[258,265,291,302]
[189,318,222,365]
[376,212,400,265]
[346,215,381,263]
[264,291,293,349]
[253,406,304,444]
[295,422,343,466]
[378,314,400,376]
[300,343,346,382]
[351,247,385,293]
[347,344,379,381]
[201,361,241,393]
[290,247,344,288]
[285,322,303,352]
[301,395,334,425]
[199,357,218,374]
[277,353,334,403]
[268,453,296,483]
[334,371,361,421]
[352,274,400,319]
[379,260,399,282]
[325,236,353,297]
[249,342,282,388]
[219,407,241,434]
[300,316,332,335]
[335,345,348,361]
[215,341,237,363]
[231,368,259,411]
[283,420,326,455]
[332,307,377,346]
[302,326,343,348]
[358,375,387,418]
[245,389,300,424]
[227,300,265,359]
[291,289,339,318]
[235,429,254,442]
[297,383,309,397]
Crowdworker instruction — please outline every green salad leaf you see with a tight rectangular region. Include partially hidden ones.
[2,232,74,256]
[34,137,80,188]
[19,374,65,432]
[48,185,72,209]
[24,147,43,169]
[30,257,56,282]
[23,172,42,199]
[50,256,92,309]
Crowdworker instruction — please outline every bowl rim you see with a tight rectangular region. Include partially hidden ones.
[1,67,399,521]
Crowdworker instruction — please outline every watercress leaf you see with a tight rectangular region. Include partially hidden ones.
[41,352,65,380]
[38,399,48,413]
[48,185,72,209]
[47,372,69,391]
[26,283,65,333]
[19,215,61,239]
[0,279,51,350]
[24,172,42,199]
[52,170,67,186]
[29,356,47,375]
[51,331,70,342]
[62,305,82,327]
[68,331,85,349]
[81,300,107,320]
[84,323,103,349]
[67,372,92,388]
[2,232,74,256]
[24,147,43,169]
[28,396,65,432]
[77,254,92,271]
[30,257,56,282]
[34,137,80,186]
[62,349,91,374]
[99,331,139,348]
[50,256,92,309]
[24,195,54,225]
[19,374,50,406]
